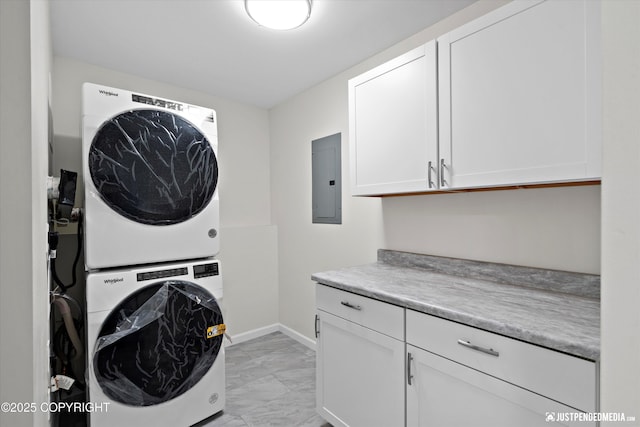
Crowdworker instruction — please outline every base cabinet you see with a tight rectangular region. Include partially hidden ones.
[315,285,405,427]
[315,311,405,427]
[406,309,597,427]
[315,284,597,427]
[406,345,593,427]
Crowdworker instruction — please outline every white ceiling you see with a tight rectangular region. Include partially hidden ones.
[50,0,475,108]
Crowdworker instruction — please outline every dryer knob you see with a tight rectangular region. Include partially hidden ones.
[209,393,219,405]
[208,229,218,238]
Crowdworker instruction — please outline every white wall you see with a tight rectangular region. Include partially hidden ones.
[383,186,601,274]
[269,77,385,339]
[5,1,635,422]
[271,0,640,419]
[600,0,640,422]
[372,0,601,275]
[271,0,602,344]
[0,1,51,426]
[51,57,279,338]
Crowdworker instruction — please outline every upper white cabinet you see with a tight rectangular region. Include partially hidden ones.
[349,41,438,196]
[348,0,601,196]
[438,0,601,189]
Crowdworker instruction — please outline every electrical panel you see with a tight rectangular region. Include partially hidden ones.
[312,133,342,224]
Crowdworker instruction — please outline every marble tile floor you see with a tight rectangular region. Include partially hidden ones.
[198,332,331,427]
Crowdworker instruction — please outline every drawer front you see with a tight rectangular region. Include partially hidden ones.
[316,284,404,340]
[406,310,596,412]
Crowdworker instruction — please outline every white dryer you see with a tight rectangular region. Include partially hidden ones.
[82,83,220,270]
[86,259,225,427]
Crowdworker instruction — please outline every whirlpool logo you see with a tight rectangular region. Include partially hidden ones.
[98,89,119,97]
[103,278,124,285]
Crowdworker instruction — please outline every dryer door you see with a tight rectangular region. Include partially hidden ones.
[92,281,224,406]
[88,109,218,225]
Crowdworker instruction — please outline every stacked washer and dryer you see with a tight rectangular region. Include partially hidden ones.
[82,83,225,427]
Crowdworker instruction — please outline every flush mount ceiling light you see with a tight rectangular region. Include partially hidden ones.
[245,0,312,30]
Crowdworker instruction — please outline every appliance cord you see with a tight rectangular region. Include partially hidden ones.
[50,210,83,294]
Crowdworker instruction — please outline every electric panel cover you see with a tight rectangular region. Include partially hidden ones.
[312,133,342,224]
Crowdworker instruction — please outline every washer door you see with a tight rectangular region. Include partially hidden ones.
[88,109,218,225]
[93,281,224,406]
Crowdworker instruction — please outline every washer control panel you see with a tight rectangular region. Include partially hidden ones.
[137,267,188,282]
[193,262,219,279]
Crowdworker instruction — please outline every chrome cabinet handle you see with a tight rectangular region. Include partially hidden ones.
[440,158,447,187]
[407,352,414,385]
[457,339,499,357]
[427,161,436,189]
[340,301,362,311]
[315,314,320,338]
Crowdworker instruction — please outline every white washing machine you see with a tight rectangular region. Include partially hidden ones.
[86,259,225,427]
[82,83,220,270]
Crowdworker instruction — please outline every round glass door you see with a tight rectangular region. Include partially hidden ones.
[93,281,224,406]
[89,109,218,225]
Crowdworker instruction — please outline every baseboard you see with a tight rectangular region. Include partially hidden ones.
[278,323,316,351]
[227,323,316,351]
[227,323,280,346]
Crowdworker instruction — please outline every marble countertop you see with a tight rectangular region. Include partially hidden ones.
[312,250,600,361]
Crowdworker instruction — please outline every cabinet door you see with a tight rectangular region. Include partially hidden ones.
[406,345,594,427]
[349,41,438,196]
[406,309,596,412]
[316,310,405,427]
[438,0,601,189]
